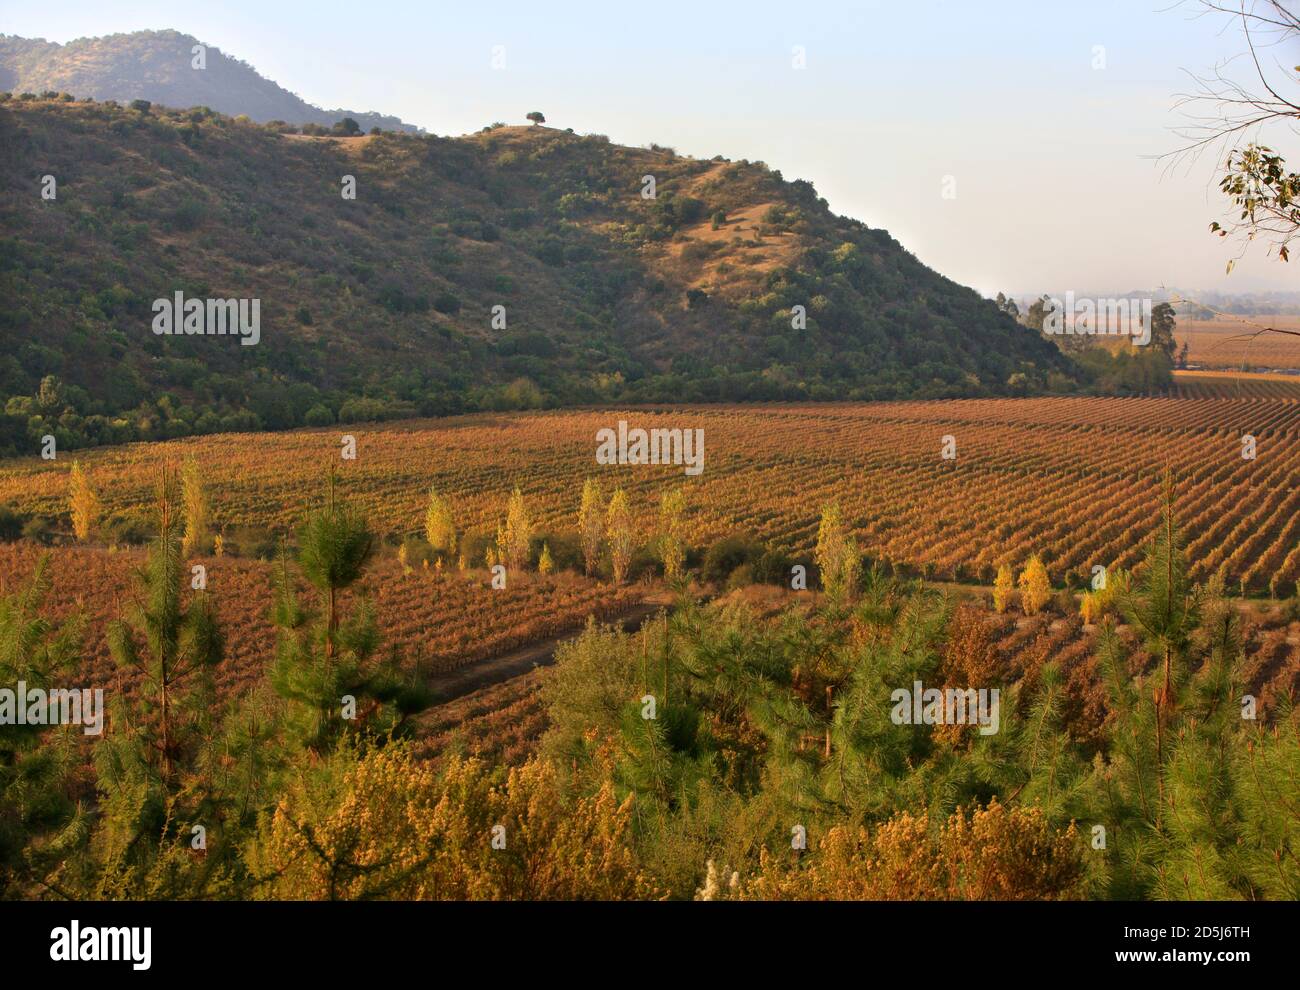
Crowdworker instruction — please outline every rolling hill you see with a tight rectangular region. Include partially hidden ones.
[0,92,1075,455]
[0,30,420,133]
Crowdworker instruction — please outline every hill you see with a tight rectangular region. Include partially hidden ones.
[0,30,420,133]
[0,96,1075,455]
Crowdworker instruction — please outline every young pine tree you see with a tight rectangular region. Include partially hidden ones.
[815,501,859,603]
[104,466,224,787]
[0,557,86,897]
[270,475,430,756]
[91,466,226,896]
[1080,480,1297,898]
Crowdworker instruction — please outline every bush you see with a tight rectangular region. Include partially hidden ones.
[745,802,1085,900]
[102,512,152,545]
[432,291,462,315]
[20,517,53,544]
[701,535,764,585]
[0,504,23,542]
[303,404,334,427]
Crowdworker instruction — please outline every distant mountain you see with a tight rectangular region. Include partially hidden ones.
[0,30,421,133]
[0,96,1074,454]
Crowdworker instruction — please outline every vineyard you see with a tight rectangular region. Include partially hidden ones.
[1168,370,1300,400]
[3,396,1299,594]
[0,542,641,704]
[411,587,1300,770]
[1175,315,1300,370]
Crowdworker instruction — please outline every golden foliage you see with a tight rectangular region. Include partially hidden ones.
[815,501,859,601]
[8,401,1300,594]
[500,487,531,572]
[578,477,603,577]
[744,801,1084,900]
[424,486,456,557]
[607,488,633,584]
[658,486,687,582]
[180,456,209,557]
[993,563,1014,613]
[1018,555,1051,615]
[68,459,100,542]
[249,745,658,900]
[942,601,1001,687]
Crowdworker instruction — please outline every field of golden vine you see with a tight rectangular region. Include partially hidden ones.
[2,396,1298,595]
[0,542,639,703]
[1175,315,1300,370]
[423,585,1300,769]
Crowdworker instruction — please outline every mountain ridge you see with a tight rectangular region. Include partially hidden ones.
[0,29,422,133]
[0,93,1075,456]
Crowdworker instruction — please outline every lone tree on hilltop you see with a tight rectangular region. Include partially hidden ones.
[526,111,546,126]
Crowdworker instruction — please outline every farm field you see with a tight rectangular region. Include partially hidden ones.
[1169,369,1300,399]
[3,396,1299,595]
[1176,314,1300,370]
[414,589,1300,769]
[0,542,642,704]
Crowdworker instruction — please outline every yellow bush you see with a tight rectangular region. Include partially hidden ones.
[743,801,1084,900]
[248,745,657,900]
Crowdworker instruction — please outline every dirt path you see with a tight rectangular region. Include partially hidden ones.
[424,600,668,704]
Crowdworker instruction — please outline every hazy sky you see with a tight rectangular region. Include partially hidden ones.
[5,0,1297,296]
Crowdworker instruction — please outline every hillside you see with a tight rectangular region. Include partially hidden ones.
[0,96,1074,455]
[0,30,420,133]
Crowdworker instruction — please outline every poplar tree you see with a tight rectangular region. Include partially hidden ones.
[579,478,603,577]
[180,456,209,558]
[68,460,100,542]
[501,487,532,572]
[424,486,456,560]
[607,488,634,584]
[1017,555,1051,615]
[993,564,1014,613]
[658,487,688,584]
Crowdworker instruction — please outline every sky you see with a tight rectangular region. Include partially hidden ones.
[4,0,1297,297]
